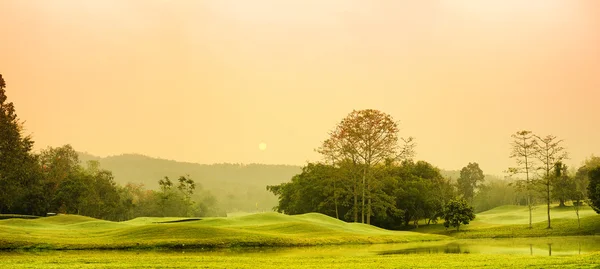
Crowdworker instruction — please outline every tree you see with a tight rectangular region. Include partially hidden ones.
[534,134,567,229]
[52,170,89,214]
[508,130,537,228]
[176,175,196,217]
[575,156,600,212]
[392,160,452,227]
[553,163,584,228]
[0,74,42,214]
[317,109,413,224]
[267,159,456,229]
[551,162,574,208]
[457,162,484,205]
[588,167,600,214]
[267,163,336,216]
[84,165,120,219]
[39,145,81,212]
[158,176,174,216]
[442,198,475,231]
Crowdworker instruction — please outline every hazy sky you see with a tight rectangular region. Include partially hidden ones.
[1,0,599,175]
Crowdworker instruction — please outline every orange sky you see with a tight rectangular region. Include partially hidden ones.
[1,0,599,175]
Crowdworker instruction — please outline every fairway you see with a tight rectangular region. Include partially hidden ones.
[413,205,600,239]
[0,212,445,250]
[475,205,597,225]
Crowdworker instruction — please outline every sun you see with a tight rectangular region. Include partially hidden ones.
[258,142,267,151]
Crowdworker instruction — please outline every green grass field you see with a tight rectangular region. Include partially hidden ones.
[1,205,599,268]
[1,250,599,269]
[413,205,600,238]
[0,212,445,250]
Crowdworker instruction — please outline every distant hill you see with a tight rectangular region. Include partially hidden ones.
[77,153,302,213]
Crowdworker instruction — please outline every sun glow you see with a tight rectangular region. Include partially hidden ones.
[258,142,267,151]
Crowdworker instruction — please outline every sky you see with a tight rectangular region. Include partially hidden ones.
[1,0,599,175]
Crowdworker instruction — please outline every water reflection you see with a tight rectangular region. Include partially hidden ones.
[377,237,600,257]
[4,237,597,258]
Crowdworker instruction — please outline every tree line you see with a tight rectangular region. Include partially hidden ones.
[268,109,600,230]
[0,74,224,220]
[268,109,475,230]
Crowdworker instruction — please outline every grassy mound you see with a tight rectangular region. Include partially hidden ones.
[475,205,596,225]
[414,205,600,238]
[0,212,446,250]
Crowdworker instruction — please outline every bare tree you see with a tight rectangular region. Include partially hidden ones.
[534,134,568,229]
[508,130,537,229]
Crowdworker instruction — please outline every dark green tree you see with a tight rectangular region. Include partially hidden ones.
[443,198,476,231]
[457,162,484,205]
[84,165,120,219]
[551,162,574,208]
[0,74,43,215]
[588,167,600,213]
[267,163,334,215]
[552,163,582,228]
[40,145,81,212]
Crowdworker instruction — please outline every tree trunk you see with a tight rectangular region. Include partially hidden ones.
[334,199,339,219]
[575,204,580,229]
[527,195,532,229]
[334,180,339,219]
[353,184,358,222]
[361,166,366,224]
[559,199,566,207]
[525,138,532,229]
[547,179,551,229]
[367,196,371,225]
[367,178,371,225]
[546,160,551,229]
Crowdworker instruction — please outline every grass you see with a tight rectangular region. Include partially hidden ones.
[0,212,446,250]
[475,204,597,225]
[1,206,599,268]
[414,205,600,238]
[1,250,599,269]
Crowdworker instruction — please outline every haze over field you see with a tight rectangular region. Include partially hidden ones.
[1,1,599,174]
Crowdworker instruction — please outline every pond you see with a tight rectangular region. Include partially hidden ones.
[3,236,599,258]
[377,237,600,256]
[211,236,600,257]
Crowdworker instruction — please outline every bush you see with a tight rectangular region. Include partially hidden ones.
[443,198,475,231]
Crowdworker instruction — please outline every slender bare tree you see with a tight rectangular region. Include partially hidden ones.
[508,130,537,229]
[534,134,568,229]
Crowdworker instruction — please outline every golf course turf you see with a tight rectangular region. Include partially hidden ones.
[1,205,598,268]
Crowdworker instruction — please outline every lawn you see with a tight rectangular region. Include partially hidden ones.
[0,212,446,250]
[413,205,600,238]
[1,250,599,269]
[1,206,599,268]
